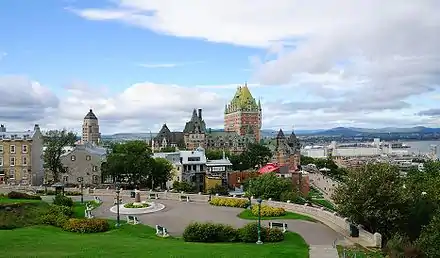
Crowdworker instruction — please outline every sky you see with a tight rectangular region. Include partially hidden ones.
[1,0,440,135]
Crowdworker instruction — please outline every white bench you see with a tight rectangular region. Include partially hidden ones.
[93,196,102,203]
[155,225,169,237]
[113,197,122,205]
[269,222,288,233]
[126,215,140,225]
[180,195,189,202]
[148,193,159,200]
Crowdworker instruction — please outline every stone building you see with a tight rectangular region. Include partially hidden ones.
[205,130,255,154]
[183,109,207,150]
[0,124,44,185]
[224,83,262,142]
[273,129,301,171]
[81,109,101,145]
[152,124,184,151]
[60,144,107,186]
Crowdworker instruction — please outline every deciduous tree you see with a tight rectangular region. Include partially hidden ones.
[245,172,292,200]
[150,157,173,189]
[43,130,77,183]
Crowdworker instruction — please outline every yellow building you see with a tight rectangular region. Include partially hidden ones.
[204,176,223,192]
[0,124,44,185]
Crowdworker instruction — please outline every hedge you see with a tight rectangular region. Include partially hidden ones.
[53,195,74,207]
[7,191,41,200]
[183,222,284,243]
[63,218,109,233]
[209,197,249,208]
[251,205,286,217]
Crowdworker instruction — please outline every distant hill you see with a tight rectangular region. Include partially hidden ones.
[101,126,440,140]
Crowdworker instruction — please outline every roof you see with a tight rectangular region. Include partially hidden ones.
[84,109,98,120]
[226,84,259,113]
[154,124,184,144]
[258,163,281,174]
[0,130,35,140]
[276,129,285,138]
[179,150,207,164]
[183,109,207,133]
[207,158,232,166]
[153,152,181,164]
[60,144,107,157]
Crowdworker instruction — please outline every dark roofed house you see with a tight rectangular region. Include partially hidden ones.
[152,124,185,151]
[183,108,208,150]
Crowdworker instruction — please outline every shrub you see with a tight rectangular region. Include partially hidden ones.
[65,191,82,196]
[40,204,72,227]
[209,197,249,208]
[48,204,73,217]
[207,184,229,196]
[251,205,286,217]
[172,181,195,193]
[53,194,73,207]
[124,203,149,208]
[7,191,41,200]
[280,191,305,204]
[183,222,238,242]
[63,218,109,233]
[239,222,284,243]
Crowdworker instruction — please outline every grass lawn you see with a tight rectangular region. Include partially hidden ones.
[0,197,42,204]
[72,201,102,218]
[238,209,316,222]
[336,245,384,258]
[312,199,336,211]
[0,223,310,258]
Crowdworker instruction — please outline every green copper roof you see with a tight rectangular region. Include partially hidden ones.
[226,84,259,113]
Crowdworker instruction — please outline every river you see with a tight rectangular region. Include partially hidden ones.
[403,140,440,157]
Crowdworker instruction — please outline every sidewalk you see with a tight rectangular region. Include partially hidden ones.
[309,245,339,258]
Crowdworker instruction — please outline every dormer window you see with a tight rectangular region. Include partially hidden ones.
[71,155,76,161]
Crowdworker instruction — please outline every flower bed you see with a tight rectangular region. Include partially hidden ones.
[251,205,286,217]
[209,197,248,208]
[123,203,150,208]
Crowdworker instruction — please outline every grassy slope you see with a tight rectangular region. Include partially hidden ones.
[0,224,309,258]
[238,209,316,222]
[0,197,42,204]
[336,245,384,258]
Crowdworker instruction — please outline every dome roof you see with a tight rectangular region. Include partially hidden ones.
[84,109,98,120]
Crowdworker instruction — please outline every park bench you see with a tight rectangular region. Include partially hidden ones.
[148,193,159,200]
[268,222,288,233]
[126,215,140,225]
[180,195,190,202]
[155,225,169,237]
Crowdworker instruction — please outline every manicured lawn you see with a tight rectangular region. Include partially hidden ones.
[0,197,42,204]
[0,201,49,229]
[238,209,316,222]
[72,201,102,218]
[336,245,384,258]
[0,224,310,258]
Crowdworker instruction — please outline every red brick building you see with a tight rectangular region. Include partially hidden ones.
[224,83,262,142]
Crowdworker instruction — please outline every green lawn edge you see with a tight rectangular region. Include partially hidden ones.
[238,209,317,222]
[0,222,309,258]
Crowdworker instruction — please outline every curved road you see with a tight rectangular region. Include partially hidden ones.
[90,195,345,246]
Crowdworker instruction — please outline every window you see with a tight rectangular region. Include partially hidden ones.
[10,145,15,154]
[237,176,241,183]
[92,165,98,172]
[188,157,200,162]
[92,175,98,184]
[22,156,27,166]
[10,157,15,166]
[22,168,28,178]
[0,157,3,166]
[63,176,68,183]
[86,155,91,161]
[9,169,14,179]
[0,145,3,153]
[22,144,28,154]
[71,155,76,161]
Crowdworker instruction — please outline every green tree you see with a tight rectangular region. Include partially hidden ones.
[207,184,229,195]
[245,172,292,200]
[172,181,195,193]
[205,150,228,160]
[102,141,153,187]
[417,214,440,258]
[150,158,173,189]
[242,143,272,168]
[332,163,406,240]
[43,130,77,183]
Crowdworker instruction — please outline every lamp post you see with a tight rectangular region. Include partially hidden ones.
[115,183,121,228]
[77,177,84,203]
[256,198,263,244]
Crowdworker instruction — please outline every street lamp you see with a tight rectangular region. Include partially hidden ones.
[256,198,263,245]
[115,183,121,228]
[77,177,84,203]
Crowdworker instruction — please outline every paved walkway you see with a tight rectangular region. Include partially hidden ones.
[90,195,344,248]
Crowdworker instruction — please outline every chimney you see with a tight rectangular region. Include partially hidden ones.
[34,124,40,131]
[0,124,5,132]
[198,108,202,119]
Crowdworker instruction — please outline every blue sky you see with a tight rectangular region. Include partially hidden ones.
[0,0,439,134]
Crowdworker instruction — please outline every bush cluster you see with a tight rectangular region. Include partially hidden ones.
[40,205,71,228]
[124,203,149,208]
[183,222,284,243]
[53,195,74,207]
[7,191,41,200]
[209,197,249,208]
[36,190,82,196]
[251,205,286,217]
[63,218,109,233]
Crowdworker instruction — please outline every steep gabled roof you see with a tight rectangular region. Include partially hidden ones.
[84,109,98,120]
[276,129,285,139]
